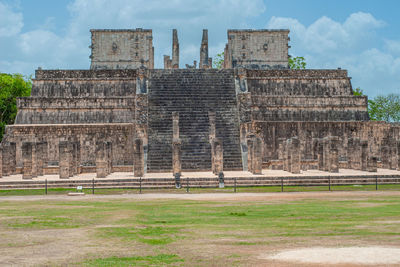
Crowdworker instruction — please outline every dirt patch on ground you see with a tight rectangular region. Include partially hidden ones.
[261,246,400,265]
[1,190,400,203]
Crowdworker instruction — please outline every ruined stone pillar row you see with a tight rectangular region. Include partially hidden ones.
[361,140,368,171]
[278,138,285,170]
[329,136,340,173]
[22,142,33,179]
[290,137,301,174]
[252,137,263,175]
[59,141,70,179]
[133,138,144,177]
[96,141,107,178]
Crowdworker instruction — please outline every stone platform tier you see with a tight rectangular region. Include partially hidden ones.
[147,69,242,172]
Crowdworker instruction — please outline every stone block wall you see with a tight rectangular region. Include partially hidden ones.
[225,29,289,69]
[90,29,154,70]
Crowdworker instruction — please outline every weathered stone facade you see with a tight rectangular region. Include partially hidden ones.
[0,28,399,179]
[90,29,154,70]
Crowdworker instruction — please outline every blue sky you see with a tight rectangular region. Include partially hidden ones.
[0,0,399,97]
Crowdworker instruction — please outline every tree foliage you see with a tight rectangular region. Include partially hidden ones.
[368,94,400,122]
[352,87,400,122]
[0,73,32,140]
[213,52,224,69]
[288,56,306,69]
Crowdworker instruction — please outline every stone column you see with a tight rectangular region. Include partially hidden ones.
[322,137,330,172]
[209,111,216,173]
[361,140,368,171]
[172,29,179,69]
[172,112,182,176]
[96,141,107,178]
[9,142,16,175]
[397,140,400,171]
[0,147,2,178]
[252,136,263,175]
[31,142,38,178]
[3,142,17,176]
[348,138,361,170]
[59,141,70,179]
[390,139,398,170]
[290,137,301,174]
[278,138,285,170]
[247,136,254,173]
[213,138,224,175]
[329,136,339,173]
[133,138,144,177]
[368,156,378,172]
[106,142,112,175]
[317,140,324,171]
[36,142,45,176]
[22,142,33,179]
[286,139,292,172]
[381,143,391,169]
[71,142,78,176]
[199,29,209,69]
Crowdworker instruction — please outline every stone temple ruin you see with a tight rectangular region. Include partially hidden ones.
[0,28,399,180]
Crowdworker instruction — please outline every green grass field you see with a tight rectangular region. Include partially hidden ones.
[0,190,400,266]
[1,183,400,196]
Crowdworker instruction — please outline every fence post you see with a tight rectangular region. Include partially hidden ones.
[139,176,142,194]
[281,177,283,192]
[186,178,189,193]
[376,175,378,191]
[328,176,331,191]
[45,179,47,195]
[234,177,237,193]
[92,178,94,195]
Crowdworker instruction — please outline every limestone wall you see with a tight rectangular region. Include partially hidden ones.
[90,29,154,70]
[251,96,368,121]
[247,69,353,96]
[15,97,135,124]
[225,29,289,69]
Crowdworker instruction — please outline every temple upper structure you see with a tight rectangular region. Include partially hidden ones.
[90,28,154,70]
[224,29,290,69]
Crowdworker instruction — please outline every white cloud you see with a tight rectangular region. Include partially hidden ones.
[0,2,23,37]
[267,12,399,97]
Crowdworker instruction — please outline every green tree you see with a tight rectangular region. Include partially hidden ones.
[288,56,306,69]
[0,73,32,140]
[353,87,364,96]
[368,94,400,122]
[212,52,224,69]
[352,87,400,122]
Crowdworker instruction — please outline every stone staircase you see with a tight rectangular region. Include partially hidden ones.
[147,69,242,172]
